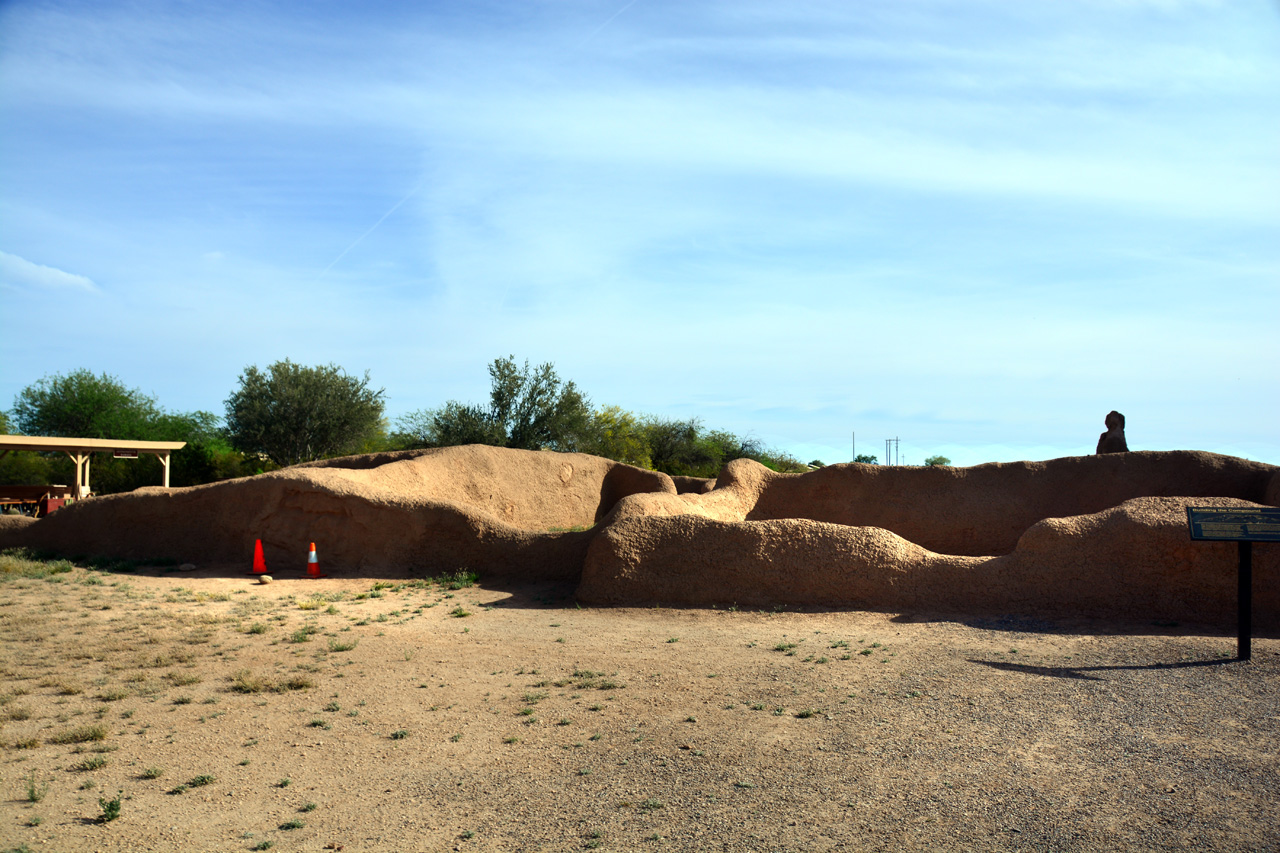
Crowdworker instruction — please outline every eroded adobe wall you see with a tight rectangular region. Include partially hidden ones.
[4,446,1276,624]
[0,447,670,581]
[578,496,1280,628]
[298,446,674,529]
[738,451,1276,556]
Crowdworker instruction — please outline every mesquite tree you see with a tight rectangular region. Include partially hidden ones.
[225,360,385,467]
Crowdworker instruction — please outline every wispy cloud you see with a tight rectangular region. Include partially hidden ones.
[0,251,99,293]
[0,1,1276,465]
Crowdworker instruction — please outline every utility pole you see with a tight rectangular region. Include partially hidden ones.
[884,437,900,466]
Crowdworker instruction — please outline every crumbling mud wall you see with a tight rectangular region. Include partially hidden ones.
[1,446,1276,627]
[0,446,672,582]
[726,451,1276,556]
[578,495,1279,626]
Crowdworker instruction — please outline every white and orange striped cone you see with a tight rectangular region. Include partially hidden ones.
[305,542,326,579]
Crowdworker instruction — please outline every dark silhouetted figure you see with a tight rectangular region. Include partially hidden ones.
[1096,410,1129,454]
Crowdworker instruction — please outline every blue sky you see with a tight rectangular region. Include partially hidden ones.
[2,0,1277,467]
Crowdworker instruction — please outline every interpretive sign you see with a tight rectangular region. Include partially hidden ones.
[1186,506,1279,661]
[1186,507,1280,542]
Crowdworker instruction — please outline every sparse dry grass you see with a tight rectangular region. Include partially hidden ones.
[0,549,1275,852]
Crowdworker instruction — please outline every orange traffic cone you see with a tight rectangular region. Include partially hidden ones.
[250,539,267,575]
[305,542,326,579]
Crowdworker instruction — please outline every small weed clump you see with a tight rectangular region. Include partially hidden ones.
[3,705,33,722]
[564,670,622,691]
[287,625,320,644]
[24,772,49,803]
[435,569,478,590]
[98,790,123,822]
[229,670,271,693]
[229,670,313,694]
[71,756,109,772]
[48,724,108,744]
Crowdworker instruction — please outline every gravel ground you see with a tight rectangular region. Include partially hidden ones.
[1,565,1277,852]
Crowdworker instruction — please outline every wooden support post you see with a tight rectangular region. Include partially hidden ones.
[66,451,92,498]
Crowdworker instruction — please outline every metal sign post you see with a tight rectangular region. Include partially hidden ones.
[1186,507,1280,661]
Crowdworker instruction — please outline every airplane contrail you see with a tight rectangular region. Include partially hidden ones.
[318,183,423,279]
[578,0,641,48]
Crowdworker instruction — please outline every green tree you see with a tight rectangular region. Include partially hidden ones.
[7,370,252,491]
[487,356,590,451]
[854,454,878,464]
[638,418,802,477]
[576,406,652,468]
[225,360,385,467]
[754,448,808,473]
[151,410,261,486]
[390,356,803,477]
[11,369,161,439]
[923,455,951,467]
[400,356,590,453]
[0,405,55,486]
[398,401,502,448]
[643,417,716,476]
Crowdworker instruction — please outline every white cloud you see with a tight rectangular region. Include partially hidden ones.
[0,251,99,293]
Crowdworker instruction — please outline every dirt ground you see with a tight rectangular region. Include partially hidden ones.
[2,561,1277,853]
